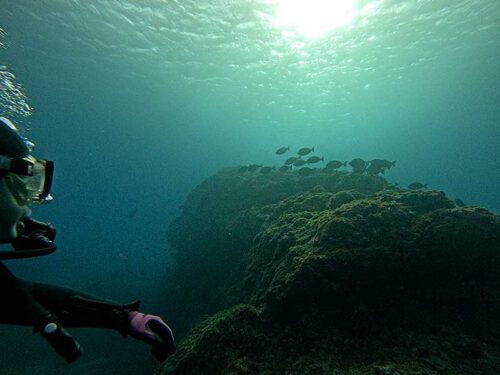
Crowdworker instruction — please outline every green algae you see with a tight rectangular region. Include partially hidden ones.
[161,169,500,374]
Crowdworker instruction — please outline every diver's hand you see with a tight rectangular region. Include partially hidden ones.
[127,311,176,361]
[12,217,56,250]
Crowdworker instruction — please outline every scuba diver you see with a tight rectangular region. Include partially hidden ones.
[0,117,176,363]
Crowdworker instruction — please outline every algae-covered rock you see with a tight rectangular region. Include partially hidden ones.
[164,170,388,333]
[160,305,268,375]
[161,168,500,374]
[376,189,456,214]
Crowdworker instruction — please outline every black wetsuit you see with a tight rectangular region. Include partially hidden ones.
[0,261,137,333]
[0,216,175,363]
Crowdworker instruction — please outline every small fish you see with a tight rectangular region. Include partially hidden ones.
[408,182,428,190]
[284,156,300,165]
[366,164,385,175]
[128,208,138,218]
[369,159,396,170]
[279,165,292,172]
[349,158,367,173]
[275,146,290,155]
[306,156,324,164]
[247,164,262,172]
[238,166,248,173]
[141,255,148,262]
[297,147,314,156]
[260,166,275,174]
[293,159,307,167]
[298,167,315,176]
[325,160,347,170]
[454,198,465,207]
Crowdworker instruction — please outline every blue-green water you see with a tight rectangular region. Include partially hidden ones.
[0,0,499,373]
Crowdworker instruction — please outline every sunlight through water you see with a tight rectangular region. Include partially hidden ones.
[272,0,359,38]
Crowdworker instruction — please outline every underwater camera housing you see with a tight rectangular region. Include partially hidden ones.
[0,217,56,260]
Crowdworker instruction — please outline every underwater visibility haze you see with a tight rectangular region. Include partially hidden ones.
[1,0,499,374]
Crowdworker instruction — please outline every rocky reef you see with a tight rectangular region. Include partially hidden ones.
[159,168,500,374]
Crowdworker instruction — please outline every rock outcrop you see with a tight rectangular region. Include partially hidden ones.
[160,168,500,374]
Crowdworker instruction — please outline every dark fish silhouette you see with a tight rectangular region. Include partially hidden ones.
[326,160,347,170]
[298,167,315,176]
[369,159,396,170]
[306,156,324,164]
[284,156,300,165]
[349,158,367,173]
[293,159,307,167]
[366,164,385,175]
[408,182,427,189]
[297,147,314,156]
[454,198,465,207]
[247,164,262,172]
[128,208,138,218]
[260,166,274,174]
[238,166,248,173]
[275,146,290,155]
[279,165,292,172]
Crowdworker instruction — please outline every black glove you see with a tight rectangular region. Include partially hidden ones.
[12,217,56,251]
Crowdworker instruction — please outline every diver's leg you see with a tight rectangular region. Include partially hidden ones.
[0,261,55,326]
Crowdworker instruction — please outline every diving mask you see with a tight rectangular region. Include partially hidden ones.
[0,154,54,204]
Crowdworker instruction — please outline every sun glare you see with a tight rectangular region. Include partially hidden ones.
[273,0,358,38]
